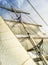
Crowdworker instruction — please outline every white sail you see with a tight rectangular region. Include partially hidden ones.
[5,20,42,35]
[4,18,48,60]
[5,20,43,50]
[0,16,37,65]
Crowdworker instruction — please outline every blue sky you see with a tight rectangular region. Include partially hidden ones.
[0,0,48,35]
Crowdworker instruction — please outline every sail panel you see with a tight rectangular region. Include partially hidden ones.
[0,16,36,65]
[6,21,41,35]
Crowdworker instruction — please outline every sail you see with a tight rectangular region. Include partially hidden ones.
[5,20,42,50]
[0,16,37,65]
[5,20,42,35]
[4,19,48,56]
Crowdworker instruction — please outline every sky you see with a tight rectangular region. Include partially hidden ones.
[0,0,48,35]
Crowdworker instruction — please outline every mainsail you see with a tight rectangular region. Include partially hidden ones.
[0,16,37,65]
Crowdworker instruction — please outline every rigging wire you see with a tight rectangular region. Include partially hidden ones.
[27,0,48,27]
[8,5,47,65]
[22,13,37,24]
[19,16,47,65]
[6,0,43,41]
[7,0,45,54]
[15,1,43,34]
[7,0,43,37]
[6,1,48,65]
[6,0,37,23]
[21,6,43,34]
[22,14,33,23]
[7,0,37,24]
[27,15,37,24]
[6,0,44,50]
[18,13,44,37]
[21,19,39,36]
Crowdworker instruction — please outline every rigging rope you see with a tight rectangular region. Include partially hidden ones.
[7,0,41,37]
[7,0,37,24]
[27,0,48,27]
[5,1,48,65]
[20,21,47,65]
[7,0,43,48]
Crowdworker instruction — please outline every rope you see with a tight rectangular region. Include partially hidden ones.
[27,0,48,27]
[7,0,41,36]
[5,1,47,65]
